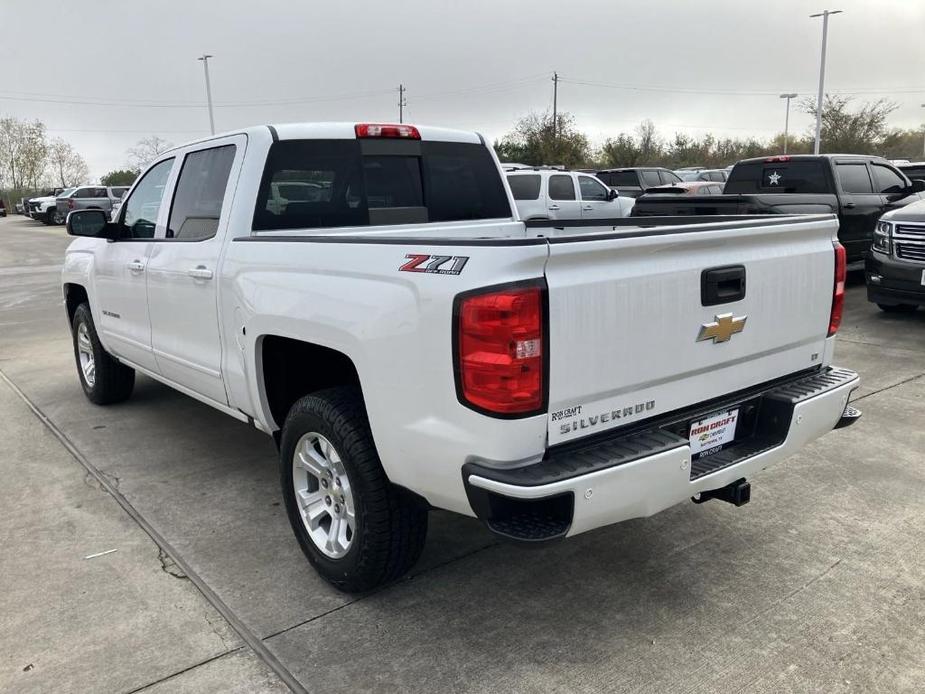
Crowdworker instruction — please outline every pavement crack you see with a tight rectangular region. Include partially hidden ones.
[123,647,243,694]
[854,372,925,402]
[157,547,188,580]
[740,557,843,630]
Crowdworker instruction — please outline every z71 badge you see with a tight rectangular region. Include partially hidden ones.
[399,254,469,275]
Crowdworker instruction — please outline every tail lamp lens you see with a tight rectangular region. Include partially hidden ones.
[456,284,546,416]
[828,241,846,336]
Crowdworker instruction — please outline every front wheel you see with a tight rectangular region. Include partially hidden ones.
[877,303,918,313]
[280,386,428,593]
[71,303,135,404]
[53,208,66,225]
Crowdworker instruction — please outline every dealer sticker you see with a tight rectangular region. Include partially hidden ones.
[689,408,739,458]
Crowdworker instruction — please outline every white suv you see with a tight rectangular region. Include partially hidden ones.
[506,169,634,220]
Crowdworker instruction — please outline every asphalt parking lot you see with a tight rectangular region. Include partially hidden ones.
[1,214,923,694]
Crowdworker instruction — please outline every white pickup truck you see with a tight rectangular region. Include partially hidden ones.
[62,122,861,592]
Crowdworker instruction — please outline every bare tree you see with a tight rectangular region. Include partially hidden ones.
[127,136,173,171]
[0,117,49,190]
[47,139,89,187]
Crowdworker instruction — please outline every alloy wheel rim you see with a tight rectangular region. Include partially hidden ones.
[292,432,356,559]
[76,322,95,387]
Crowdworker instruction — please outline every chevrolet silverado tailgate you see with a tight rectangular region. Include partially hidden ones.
[544,215,839,445]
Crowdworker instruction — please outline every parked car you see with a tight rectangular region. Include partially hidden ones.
[592,167,683,198]
[506,169,634,219]
[62,121,860,592]
[0,199,6,217]
[866,198,925,312]
[56,185,129,224]
[631,154,925,264]
[676,168,729,183]
[898,162,925,183]
[642,181,725,196]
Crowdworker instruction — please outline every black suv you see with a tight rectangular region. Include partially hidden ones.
[866,197,925,312]
[593,167,682,198]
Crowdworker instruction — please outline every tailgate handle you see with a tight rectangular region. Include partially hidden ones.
[701,265,746,306]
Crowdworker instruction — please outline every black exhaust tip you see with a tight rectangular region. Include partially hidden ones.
[692,477,750,507]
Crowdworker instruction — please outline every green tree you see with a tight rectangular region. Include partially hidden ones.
[101,169,138,186]
[802,95,897,154]
[494,112,590,168]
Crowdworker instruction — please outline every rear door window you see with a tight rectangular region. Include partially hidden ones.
[507,174,542,200]
[253,139,510,230]
[836,163,874,194]
[548,174,576,200]
[167,144,236,241]
[611,171,639,187]
[641,170,662,187]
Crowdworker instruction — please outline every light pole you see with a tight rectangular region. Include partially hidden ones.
[921,104,925,159]
[780,93,798,154]
[198,54,215,135]
[810,10,842,154]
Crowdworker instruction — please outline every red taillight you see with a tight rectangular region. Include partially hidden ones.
[764,155,791,162]
[455,283,546,416]
[354,123,420,140]
[828,241,846,336]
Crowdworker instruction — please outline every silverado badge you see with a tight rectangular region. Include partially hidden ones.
[697,313,747,343]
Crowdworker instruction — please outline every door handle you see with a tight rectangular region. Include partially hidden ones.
[548,204,560,210]
[188,265,214,280]
[844,202,856,209]
[582,205,593,210]
[127,260,145,273]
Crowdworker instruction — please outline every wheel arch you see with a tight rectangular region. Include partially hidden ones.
[63,283,89,327]
[257,334,363,431]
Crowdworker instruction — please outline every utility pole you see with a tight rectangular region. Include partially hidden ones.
[551,71,559,140]
[779,93,798,154]
[197,54,215,135]
[398,84,407,124]
[810,10,842,154]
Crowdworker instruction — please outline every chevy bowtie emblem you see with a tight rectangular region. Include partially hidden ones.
[697,313,747,343]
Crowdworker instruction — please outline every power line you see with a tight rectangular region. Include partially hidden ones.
[559,76,925,97]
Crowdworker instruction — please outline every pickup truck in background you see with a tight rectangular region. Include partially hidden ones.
[56,185,130,224]
[62,122,861,592]
[632,154,925,264]
[592,167,684,198]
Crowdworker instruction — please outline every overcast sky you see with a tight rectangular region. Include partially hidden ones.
[2,0,923,178]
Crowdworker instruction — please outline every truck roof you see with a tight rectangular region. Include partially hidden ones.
[735,153,890,165]
[163,122,483,154]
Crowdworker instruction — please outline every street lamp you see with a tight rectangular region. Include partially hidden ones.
[197,54,215,135]
[810,10,842,154]
[780,93,798,154]
[920,104,925,159]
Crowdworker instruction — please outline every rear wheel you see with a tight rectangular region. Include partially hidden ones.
[878,303,918,313]
[71,303,135,404]
[279,386,428,593]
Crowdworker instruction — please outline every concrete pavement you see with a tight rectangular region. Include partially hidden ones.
[0,214,923,693]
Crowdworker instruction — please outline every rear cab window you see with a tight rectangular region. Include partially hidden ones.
[547,175,576,200]
[253,139,511,231]
[507,174,542,200]
[609,171,639,187]
[641,171,662,188]
[836,163,874,194]
[725,160,832,194]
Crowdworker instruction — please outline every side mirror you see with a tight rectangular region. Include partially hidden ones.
[911,179,925,193]
[67,209,116,239]
[608,188,619,200]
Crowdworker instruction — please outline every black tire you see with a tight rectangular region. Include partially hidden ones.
[280,386,428,593]
[71,303,135,404]
[877,303,918,313]
[42,209,54,225]
[53,208,66,225]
